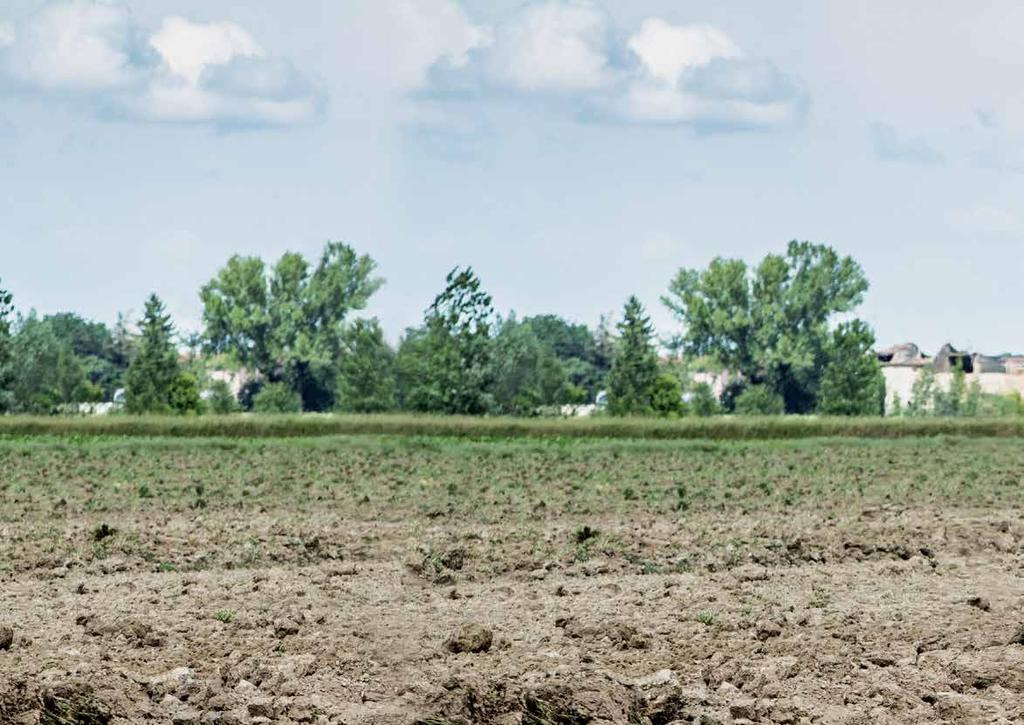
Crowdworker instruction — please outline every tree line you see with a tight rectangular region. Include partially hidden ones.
[0,239,913,417]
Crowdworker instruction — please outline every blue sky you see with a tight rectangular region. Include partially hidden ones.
[1,0,1022,353]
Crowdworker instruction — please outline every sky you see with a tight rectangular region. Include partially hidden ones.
[1,0,1022,354]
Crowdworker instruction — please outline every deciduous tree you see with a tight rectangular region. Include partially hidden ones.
[663,241,869,413]
[816,321,885,416]
[335,318,396,413]
[397,267,494,415]
[200,242,382,411]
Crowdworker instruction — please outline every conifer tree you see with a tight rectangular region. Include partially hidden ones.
[125,294,180,413]
[607,296,659,415]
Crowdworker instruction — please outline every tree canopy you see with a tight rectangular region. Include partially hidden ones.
[397,267,494,415]
[0,280,12,411]
[663,241,870,413]
[200,241,382,411]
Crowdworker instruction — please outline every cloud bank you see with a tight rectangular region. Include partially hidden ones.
[870,123,943,165]
[423,0,807,132]
[0,1,323,128]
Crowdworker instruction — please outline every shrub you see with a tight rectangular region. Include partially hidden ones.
[690,382,720,417]
[252,382,302,413]
[650,373,684,417]
[206,380,239,415]
[168,373,202,415]
[733,385,785,416]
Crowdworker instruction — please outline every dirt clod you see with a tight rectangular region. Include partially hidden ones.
[0,626,13,651]
[445,623,493,653]
[755,621,782,640]
[967,596,991,611]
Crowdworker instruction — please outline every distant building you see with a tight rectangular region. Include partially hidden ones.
[876,341,1024,412]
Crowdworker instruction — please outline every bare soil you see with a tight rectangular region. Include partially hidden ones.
[1,438,1023,724]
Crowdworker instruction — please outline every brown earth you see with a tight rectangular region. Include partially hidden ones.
[2,437,1024,724]
[2,505,1023,724]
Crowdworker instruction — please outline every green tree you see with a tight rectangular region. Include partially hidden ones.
[0,279,13,411]
[397,267,494,414]
[964,378,982,417]
[206,380,240,415]
[934,361,967,416]
[606,296,659,416]
[252,382,303,413]
[335,318,396,413]
[907,366,936,416]
[200,241,382,411]
[689,382,720,417]
[7,313,90,413]
[523,314,610,402]
[733,385,786,415]
[663,241,869,413]
[488,316,573,415]
[125,294,180,414]
[168,373,202,415]
[55,345,100,405]
[45,312,125,399]
[650,373,685,417]
[816,321,885,416]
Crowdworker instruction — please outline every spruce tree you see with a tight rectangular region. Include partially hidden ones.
[125,294,179,413]
[607,296,659,415]
[0,280,12,412]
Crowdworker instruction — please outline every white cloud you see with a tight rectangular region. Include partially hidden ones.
[613,21,802,129]
[627,19,739,84]
[483,1,611,92]
[870,123,942,164]
[0,1,322,128]
[0,1,148,91]
[422,3,805,132]
[150,17,262,86]
[389,0,490,78]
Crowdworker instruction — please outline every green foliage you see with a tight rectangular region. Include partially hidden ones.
[607,296,659,416]
[490,316,571,415]
[689,382,720,417]
[206,380,239,415]
[39,312,129,400]
[200,241,382,411]
[252,382,303,413]
[934,362,967,416]
[1,412,1023,441]
[523,314,611,401]
[816,321,885,416]
[650,373,685,417]
[907,367,935,416]
[335,318,396,413]
[733,385,786,416]
[5,313,94,413]
[0,280,11,412]
[397,267,494,414]
[964,378,982,417]
[168,373,202,415]
[664,241,869,413]
[125,294,180,414]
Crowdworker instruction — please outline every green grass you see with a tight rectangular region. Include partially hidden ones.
[0,412,1022,441]
[1,434,1021,524]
